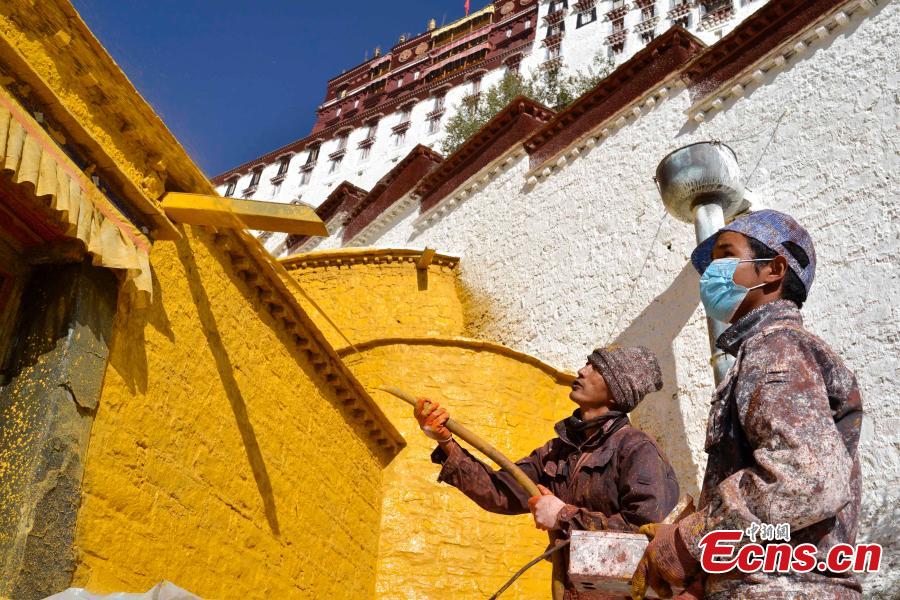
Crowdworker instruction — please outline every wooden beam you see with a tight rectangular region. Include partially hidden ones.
[160,193,328,236]
[416,247,436,269]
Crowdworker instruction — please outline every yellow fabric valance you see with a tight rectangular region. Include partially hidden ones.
[431,5,495,38]
[0,85,152,306]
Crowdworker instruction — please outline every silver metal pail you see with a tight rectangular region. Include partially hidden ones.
[655,141,745,224]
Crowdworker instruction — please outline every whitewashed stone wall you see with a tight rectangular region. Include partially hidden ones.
[366,2,899,595]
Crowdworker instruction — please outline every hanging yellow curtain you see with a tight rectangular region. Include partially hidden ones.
[0,84,152,306]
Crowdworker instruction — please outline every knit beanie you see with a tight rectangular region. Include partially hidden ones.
[587,346,663,412]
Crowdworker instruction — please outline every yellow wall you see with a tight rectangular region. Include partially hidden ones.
[353,345,573,599]
[283,250,465,348]
[73,227,386,598]
[284,251,575,599]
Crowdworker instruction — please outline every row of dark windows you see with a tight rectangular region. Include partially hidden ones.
[227,96,450,194]
[223,153,293,196]
[546,0,738,37]
[546,3,701,39]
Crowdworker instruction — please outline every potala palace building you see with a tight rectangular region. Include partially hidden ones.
[213,0,897,596]
[0,0,893,597]
[212,0,772,256]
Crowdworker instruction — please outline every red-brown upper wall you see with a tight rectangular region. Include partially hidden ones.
[683,0,849,96]
[284,181,368,253]
[417,96,554,214]
[524,27,706,170]
[342,145,443,243]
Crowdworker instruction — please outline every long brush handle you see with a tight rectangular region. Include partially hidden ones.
[378,386,540,498]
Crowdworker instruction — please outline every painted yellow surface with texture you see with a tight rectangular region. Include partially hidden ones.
[284,255,465,348]
[284,252,574,599]
[352,345,573,600]
[72,227,384,599]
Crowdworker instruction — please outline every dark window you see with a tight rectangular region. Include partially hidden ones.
[547,20,566,37]
[611,41,625,54]
[674,15,690,28]
[306,144,320,164]
[701,0,733,15]
[641,30,655,43]
[612,17,625,32]
[642,4,656,19]
[577,8,597,28]
[249,168,262,186]
[276,156,291,176]
[549,0,568,11]
[224,179,237,196]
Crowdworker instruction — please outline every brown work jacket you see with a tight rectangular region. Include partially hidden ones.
[432,412,679,596]
[679,300,863,600]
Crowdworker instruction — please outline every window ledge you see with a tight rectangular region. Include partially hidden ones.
[392,120,412,134]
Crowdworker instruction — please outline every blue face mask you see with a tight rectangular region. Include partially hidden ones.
[699,258,771,323]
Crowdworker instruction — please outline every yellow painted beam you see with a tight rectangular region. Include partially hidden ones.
[160,193,328,236]
[416,247,436,269]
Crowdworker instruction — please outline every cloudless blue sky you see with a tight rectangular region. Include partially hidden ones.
[71,1,484,177]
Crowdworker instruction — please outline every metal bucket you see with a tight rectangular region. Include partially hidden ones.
[655,141,745,223]
[569,530,676,599]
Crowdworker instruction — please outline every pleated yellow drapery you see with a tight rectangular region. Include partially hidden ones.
[0,85,152,306]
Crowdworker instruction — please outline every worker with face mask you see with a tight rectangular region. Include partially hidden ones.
[633,210,864,600]
[415,345,679,599]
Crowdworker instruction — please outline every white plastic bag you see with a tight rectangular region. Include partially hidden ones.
[44,581,201,600]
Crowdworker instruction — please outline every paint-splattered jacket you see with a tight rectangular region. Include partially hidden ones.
[432,413,679,596]
[678,300,863,599]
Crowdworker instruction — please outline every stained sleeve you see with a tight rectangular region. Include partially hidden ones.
[430,439,543,515]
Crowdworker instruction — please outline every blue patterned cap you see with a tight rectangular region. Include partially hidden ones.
[691,209,816,294]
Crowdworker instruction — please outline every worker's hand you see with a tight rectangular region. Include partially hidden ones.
[630,523,699,600]
[527,484,566,531]
[413,398,452,442]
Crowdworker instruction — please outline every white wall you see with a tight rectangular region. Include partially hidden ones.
[366,2,898,595]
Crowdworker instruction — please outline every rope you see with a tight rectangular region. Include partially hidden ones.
[605,208,668,346]
[488,539,571,600]
[744,109,787,188]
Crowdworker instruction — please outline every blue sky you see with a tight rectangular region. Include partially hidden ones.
[72,1,482,177]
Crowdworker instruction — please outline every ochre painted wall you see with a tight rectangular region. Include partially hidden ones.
[284,252,575,598]
[283,251,465,348]
[352,344,573,600]
[72,227,386,598]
